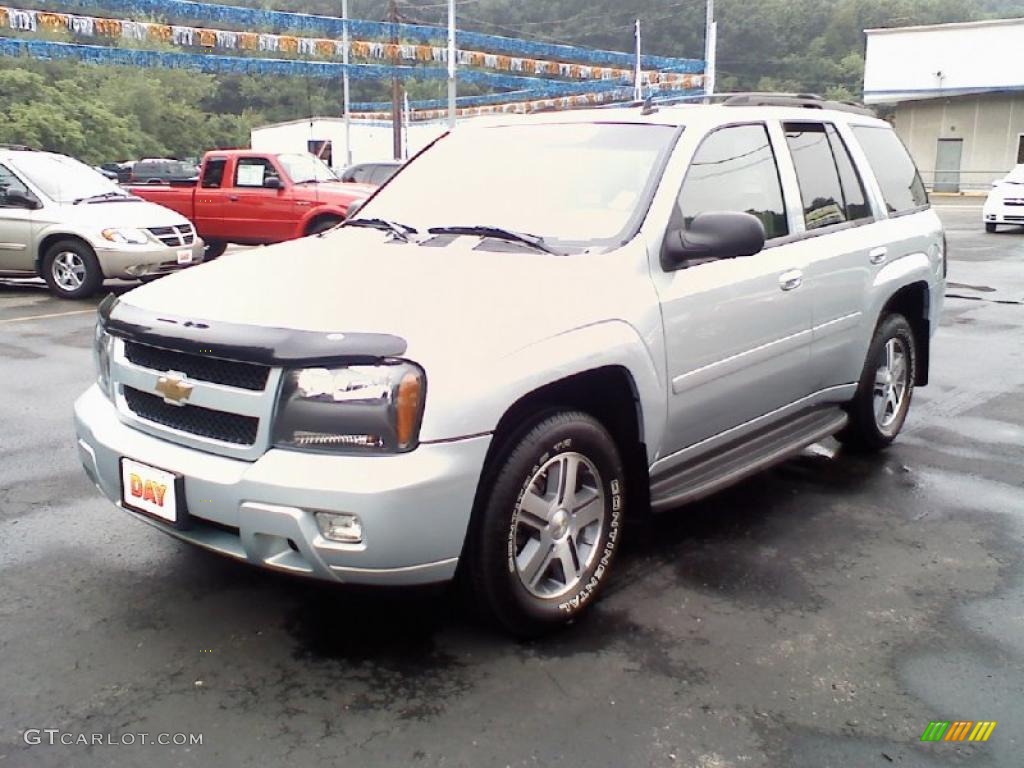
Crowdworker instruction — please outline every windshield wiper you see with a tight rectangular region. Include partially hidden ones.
[427,225,559,255]
[72,191,138,205]
[345,218,418,242]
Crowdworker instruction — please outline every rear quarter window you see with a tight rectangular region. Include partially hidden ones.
[852,126,928,215]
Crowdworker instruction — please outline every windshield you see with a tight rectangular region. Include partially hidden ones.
[355,123,680,249]
[9,152,123,203]
[279,153,338,184]
[1004,165,1024,183]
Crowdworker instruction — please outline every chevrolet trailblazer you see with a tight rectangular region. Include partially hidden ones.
[75,96,945,635]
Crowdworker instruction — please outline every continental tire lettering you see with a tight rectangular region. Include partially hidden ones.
[559,475,623,613]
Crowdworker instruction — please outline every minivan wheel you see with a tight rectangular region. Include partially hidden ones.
[838,313,917,452]
[466,411,625,636]
[307,217,343,236]
[985,223,997,233]
[42,240,103,299]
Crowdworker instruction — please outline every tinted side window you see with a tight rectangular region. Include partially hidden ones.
[678,124,789,240]
[784,123,848,230]
[852,126,928,214]
[202,158,226,188]
[0,164,32,206]
[826,125,871,221]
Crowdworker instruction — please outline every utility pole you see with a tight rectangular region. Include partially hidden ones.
[447,0,456,129]
[342,0,352,167]
[704,0,716,102]
[389,0,402,160]
[634,19,642,102]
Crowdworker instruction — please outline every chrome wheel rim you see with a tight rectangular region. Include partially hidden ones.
[514,452,606,599]
[873,337,909,432]
[52,251,86,292]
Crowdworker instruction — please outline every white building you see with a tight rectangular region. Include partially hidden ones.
[864,17,1024,191]
[250,116,452,171]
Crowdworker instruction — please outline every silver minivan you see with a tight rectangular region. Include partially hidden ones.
[0,147,204,299]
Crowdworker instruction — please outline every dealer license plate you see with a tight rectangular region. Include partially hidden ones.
[177,249,193,265]
[121,458,178,523]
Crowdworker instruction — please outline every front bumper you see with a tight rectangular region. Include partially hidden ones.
[94,238,205,279]
[74,385,490,585]
[982,201,1024,226]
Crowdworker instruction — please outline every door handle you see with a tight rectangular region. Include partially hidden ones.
[228,194,240,202]
[779,269,803,292]
[869,246,888,265]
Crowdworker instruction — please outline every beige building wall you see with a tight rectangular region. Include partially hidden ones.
[893,91,1024,190]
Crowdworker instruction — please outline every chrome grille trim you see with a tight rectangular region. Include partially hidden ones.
[147,224,196,247]
[110,338,282,461]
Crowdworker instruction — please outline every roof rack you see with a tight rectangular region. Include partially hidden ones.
[606,91,875,117]
[715,92,876,116]
[0,143,35,151]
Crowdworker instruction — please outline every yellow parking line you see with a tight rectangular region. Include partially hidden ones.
[0,308,96,324]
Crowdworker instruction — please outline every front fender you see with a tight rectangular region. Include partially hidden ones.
[419,320,667,464]
[294,205,349,239]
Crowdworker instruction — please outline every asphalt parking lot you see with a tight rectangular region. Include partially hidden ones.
[1,203,1021,768]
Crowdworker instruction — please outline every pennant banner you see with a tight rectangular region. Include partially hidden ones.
[0,36,692,96]
[3,6,703,88]
[45,0,703,73]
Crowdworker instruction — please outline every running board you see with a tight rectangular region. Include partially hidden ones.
[649,407,849,513]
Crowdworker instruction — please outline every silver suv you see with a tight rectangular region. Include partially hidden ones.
[0,148,204,298]
[74,99,945,635]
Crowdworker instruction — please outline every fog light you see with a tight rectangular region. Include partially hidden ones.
[315,511,363,543]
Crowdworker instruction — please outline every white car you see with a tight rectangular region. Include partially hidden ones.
[983,165,1024,232]
[0,147,205,299]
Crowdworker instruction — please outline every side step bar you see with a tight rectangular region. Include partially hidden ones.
[649,407,849,513]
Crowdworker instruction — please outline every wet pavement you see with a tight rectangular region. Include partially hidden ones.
[0,204,1021,767]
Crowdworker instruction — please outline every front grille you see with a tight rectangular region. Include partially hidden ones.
[124,387,258,446]
[1004,200,1024,207]
[148,224,195,246]
[1005,215,1024,222]
[125,341,270,391]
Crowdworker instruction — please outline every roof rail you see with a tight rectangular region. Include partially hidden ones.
[603,91,876,117]
[0,143,35,151]
[715,92,876,117]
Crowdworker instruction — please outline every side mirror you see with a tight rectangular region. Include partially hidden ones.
[3,191,41,210]
[662,211,766,270]
[264,177,283,190]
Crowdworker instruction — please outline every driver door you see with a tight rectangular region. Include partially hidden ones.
[651,123,815,458]
[0,164,38,272]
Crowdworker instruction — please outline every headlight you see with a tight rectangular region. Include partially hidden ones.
[272,362,426,454]
[92,324,115,400]
[101,227,150,245]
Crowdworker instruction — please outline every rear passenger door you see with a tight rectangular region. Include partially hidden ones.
[654,123,815,456]
[194,156,229,241]
[778,121,878,392]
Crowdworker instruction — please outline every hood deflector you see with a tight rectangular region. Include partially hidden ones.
[98,294,408,365]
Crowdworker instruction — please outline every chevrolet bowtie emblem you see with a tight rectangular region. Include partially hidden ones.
[156,373,193,406]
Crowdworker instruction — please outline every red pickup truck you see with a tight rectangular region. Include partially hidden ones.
[129,150,374,259]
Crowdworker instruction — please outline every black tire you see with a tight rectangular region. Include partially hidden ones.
[203,240,228,261]
[985,223,997,233]
[465,410,626,637]
[307,217,342,236]
[41,239,103,300]
[838,313,917,453]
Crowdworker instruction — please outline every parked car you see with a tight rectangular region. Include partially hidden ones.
[339,160,403,186]
[75,99,945,635]
[129,159,199,185]
[129,150,373,259]
[95,165,120,180]
[0,147,204,299]
[982,164,1024,232]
